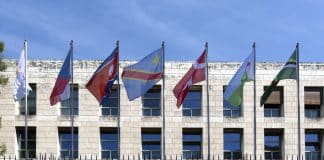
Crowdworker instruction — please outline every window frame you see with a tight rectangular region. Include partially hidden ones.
[19,83,37,115]
[182,128,202,159]
[142,85,161,117]
[100,128,119,160]
[60,84,79,116]
[304,87,323,118]
[58,127,78,159]
[223,129,242,160]
[182,85,202,117]
[223,86,242,117]
[264,130,283,160]
[141,128,161,160]
[305,131,322,160]
[101,85,119,116]
[16,127,37,159]
[263,86,284,117]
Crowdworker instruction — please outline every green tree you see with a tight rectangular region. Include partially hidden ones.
[0,41,7,155]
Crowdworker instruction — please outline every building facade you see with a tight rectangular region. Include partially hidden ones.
[0,59,324,159]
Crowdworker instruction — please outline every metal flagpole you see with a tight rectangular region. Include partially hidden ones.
[205,42,210,160]
[296,43,301,159]
[116,40,121,159]
[24,40,29,159]
[253,42,256,160]
[70,40,75,159]
[162,41,166,160]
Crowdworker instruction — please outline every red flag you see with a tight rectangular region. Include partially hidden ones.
[173,50,206,108]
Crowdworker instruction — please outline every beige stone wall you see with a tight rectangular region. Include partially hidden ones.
[1,60,324,159]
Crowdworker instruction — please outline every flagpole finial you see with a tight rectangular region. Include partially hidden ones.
[253,42,256,48]
[70,40,73,46]
[296,42,299,48]
[162,41,165,47]
[205,42,208,48]
[116,40,119,47]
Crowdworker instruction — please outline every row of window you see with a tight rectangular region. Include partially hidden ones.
[17,127,323,160]
[20,84,324,118]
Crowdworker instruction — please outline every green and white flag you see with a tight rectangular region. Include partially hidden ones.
[224,51,255,107]
[260,49,297,106]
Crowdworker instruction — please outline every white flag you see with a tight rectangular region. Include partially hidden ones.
[13,42,31,101]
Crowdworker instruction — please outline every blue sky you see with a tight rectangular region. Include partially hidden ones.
[1,0,324,62]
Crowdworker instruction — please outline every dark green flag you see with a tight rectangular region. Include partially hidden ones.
[260,50,297,106]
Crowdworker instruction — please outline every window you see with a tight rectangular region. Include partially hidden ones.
[183,128,202,159]
[58,127,78,159]
[304,87,323,118]
[183,86,202,117]
[101,85,119,116]
[19,83,36,115]
[305,131,321,160]
[264,129,283,160]
[101,128,118,160]
[142,128,161,160]
[16,127,36,159]
[223,86,241,117]
[61,84,78,115]
[264,86,283,117]
[142,85,161,116]
[224,129,242,160]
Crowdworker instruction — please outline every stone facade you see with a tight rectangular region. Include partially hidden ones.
[0,59,324,159]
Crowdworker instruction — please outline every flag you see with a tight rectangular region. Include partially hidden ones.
[86,47,119,105]
[122,48,163,100]
[173,50,206,108]
[49,45,72,106]
[260,49,297,106]
[224,51,255,107]
[13,41,31,101]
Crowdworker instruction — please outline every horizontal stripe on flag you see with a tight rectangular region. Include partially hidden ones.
[122,70,162,80]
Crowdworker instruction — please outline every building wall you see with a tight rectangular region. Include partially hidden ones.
[1,60,324,158]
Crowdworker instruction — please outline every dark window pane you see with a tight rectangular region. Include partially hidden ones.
[61,84,79,116]
[183,134,201,142]
[305,133,319,142]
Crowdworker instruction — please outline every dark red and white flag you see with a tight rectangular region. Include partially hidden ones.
[173,50,206,108]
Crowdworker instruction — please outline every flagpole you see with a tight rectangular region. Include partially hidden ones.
[116,40,121,159]
[161,41,166,160]
[253,42,256,160]
[296,43,301,159]
[70,40,74,159]
[24,40,29,159]
[205,42,210,160]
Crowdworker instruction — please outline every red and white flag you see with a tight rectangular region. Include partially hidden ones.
[173,50,206,108]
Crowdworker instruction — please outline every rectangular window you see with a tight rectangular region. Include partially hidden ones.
[58,127,78,159]
[142,128,161,159]
[16,127,36,159]
[101,85,119,116]
[305,131,321,160]
[142,85,161,116]
[223,86,241,117]
[264,129,283,160]
[101,128,118,160]
[183,86,202,117]
[224,129,242,160]
[61,84,79,115]
[19,83,37,115]
[264,86,283,117]
[183,128,202,159]
[304,87,323,118]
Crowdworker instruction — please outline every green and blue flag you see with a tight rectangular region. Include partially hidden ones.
[224,51,255,107]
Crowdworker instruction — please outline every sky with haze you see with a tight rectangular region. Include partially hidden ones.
[1,0,324,62]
